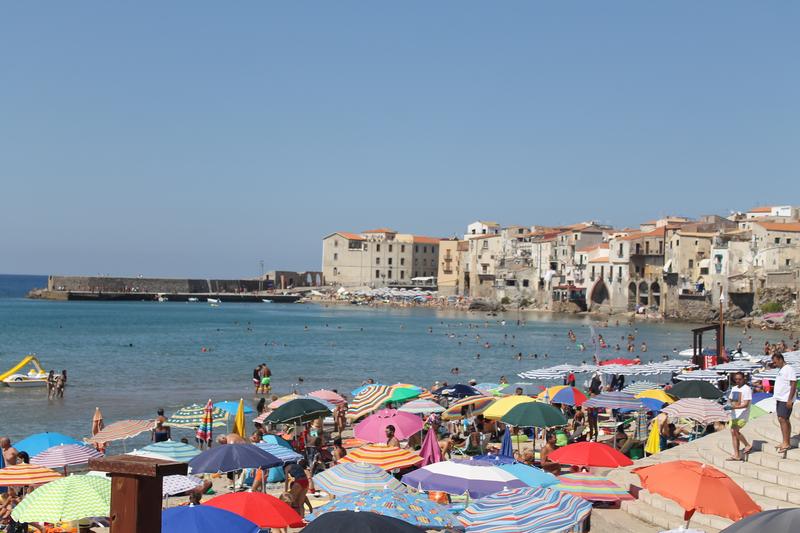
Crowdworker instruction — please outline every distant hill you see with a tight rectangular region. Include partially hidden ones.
[0,274,48,298]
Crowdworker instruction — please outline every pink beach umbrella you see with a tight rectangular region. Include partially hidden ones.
[308,389,346,405]
[354,409,424,443]
[419,429,442,467]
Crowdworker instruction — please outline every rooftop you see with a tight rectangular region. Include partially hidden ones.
[756,221,800,232]
[362,228,396,234]
[748,206,773,213]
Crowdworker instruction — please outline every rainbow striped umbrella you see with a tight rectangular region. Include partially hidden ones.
[347,385,394,420]
[338,444,422,471]
[312,462,406,496]
[11,475,111,523]
[168,403,227,429]
[555,472,634,502]
[441,396,495,421]
[0,464,63,486]
[537,386,587,407]
[85,420,155,444]
[196,399,215,445]
[140,440,201,462]
[458,487,592,533]
[31,444,103,469]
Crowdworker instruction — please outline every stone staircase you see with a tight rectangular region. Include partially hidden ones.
[592,406,800,533]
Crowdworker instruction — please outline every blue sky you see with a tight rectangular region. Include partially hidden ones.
[1,2,798,277]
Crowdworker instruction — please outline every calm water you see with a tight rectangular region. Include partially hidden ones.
[0,290,786,448]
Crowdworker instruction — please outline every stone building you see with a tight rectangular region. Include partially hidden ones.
[437,239,467,296]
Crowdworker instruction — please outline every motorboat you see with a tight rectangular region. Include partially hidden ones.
[1,355,48,388]
[207,298,220,304]
[157,293,169,302]
[262,299,273,303]
[188,297,199,302]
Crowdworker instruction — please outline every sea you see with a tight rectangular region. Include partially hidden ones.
[0,274,786,450]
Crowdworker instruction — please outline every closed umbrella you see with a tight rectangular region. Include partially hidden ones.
[11,475,111,523]
[419,429,442,467]
[15,432,83,457]
[308,489,458,529]
[85,420,155,445]
[188,444,282,474]
[303,511,423,533]
[0,464,62,486]
[458,487,592,533]
[668,380,723,400]
[555,472,634,502]
[140,440,200,462]
[339,444,422,471]
[265,398,331,424]
[354,409,423,442]
[401,459,527,498]
[499,428,513,458]
[233,399,246,439]
[205,492,302,529]
[548,441,633,468]
[312,462,406,496]
[195,399,215,447]
[661,398,729,425]
[91,407,104,436]
[162,506,259,533]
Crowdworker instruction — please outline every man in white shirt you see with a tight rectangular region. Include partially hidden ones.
[771,353,797,453]
[728,372,752,461]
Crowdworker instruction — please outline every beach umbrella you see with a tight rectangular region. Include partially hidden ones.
[255,442,303,464]
[162,506,259,533]
[127,449,175,462]
[548,441,633,468]
[633,460,761,523]
[475,382,508,396]
[538,386,588,407]
[354,409,423,442]
[483,395,537,420]
[265,398,331,424]
[555,472,634,502]
[751,392,772,404]
[500,428,514,458]
[441,396,495,421]
[232,399,246,439]
[91,407,104,436]
[639,397,668,412]
[600,358,639,366]
[188,444,282,473]
[432,383,482,398]
[268,393,301,409]
[636,389,677,404]
[419,429,442,467]
[622,381,661,395]
[15,432,83,457]
[518,369,568,380]
[458,487,592,533]
[661,398,729,425]
[472,454,516,465]
[195,399,215,446]
[85,419,155,445]
[668,380,724,400]
[31,444,103,470]
[501,402,568,428]
[205,492,302,529]
[308,489,458,529]
[162,474,203,496]
[498,463,558,489]
[339,444,422,470]
[721,508,800,532]
[168,402,227,429]
[309,389,346,405]
[139,440,200,462]
[583,391,645,410]
[0,464,62,486]
[303,511,423,533]
[675,370,725,383]
[347,385,394,419]
[401,459,527,498]
[754,396,776,414]
[398,399,445,414]
[384,385,422,404]
[312,462,406,496]
[11,475,111,523]
[260,434,292,448]
[352,383,385,396]
[214,400,254,415]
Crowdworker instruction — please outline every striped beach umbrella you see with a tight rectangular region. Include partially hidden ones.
[162,474,203,496]
[537,386,587,407]
[622,381,661,395]
[307,489,459,529]
[168,403,227,429]
[347,385,394,420]
[483,395,538,420]
[31,444,103,470]
[0,464,62,486]
[583,391,644,410]
[401,460,527,499]
[255,442,303,464]
[196,399,215,445]
[555,472,634,502]
[268,393,301,410]
[140,440,201,462]
[85,420,156,445]
[398,399,445,415]
[309,389,346,405]
[459,487,592,533]
[338,444,422,471]
[675,370,725,383]
[11,475,111,523]
[441,395,495,421]
[313,462,406,496]
[661,398,729,425]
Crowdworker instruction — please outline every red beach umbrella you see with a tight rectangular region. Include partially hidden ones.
[599,358,639,366]
[548,441,633,468]
[205,492,303,529]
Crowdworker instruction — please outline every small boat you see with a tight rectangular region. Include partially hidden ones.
[207,298,221,304]
[262,299,273,303]
[188,297,199,302]
[157,293,169,302]
[1,355,48,388]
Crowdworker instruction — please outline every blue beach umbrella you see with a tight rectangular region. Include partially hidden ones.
[255,443,303,464]
[15,432,82,457]
[260,434,292,448]
[214,401,254,415]
[499,463,559,489]
[500,428,514,458]
[162,506,259,533]
[752,392,773,404]
[188,444,282,474]
[472,454,516,465]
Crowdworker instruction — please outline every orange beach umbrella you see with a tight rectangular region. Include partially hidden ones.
[338,444,422,471]
[0,464,63,486]
[633,460,761,523]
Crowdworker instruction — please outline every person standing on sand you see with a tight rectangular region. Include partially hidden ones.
[772,353,797,454]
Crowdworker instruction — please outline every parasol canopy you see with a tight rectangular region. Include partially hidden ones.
[398,399,445,414]
[498,463,558,489]
[312,462,406,496]
[139,440,201,462]
[15,432,83,457]
[661,398,729,425]
[548,441,633,468]
[537,386,587,406]
[0,463,62,486]
[265,398,331,424]
[31,444,103,469]
[303,511,423,533]
[354,409,424,442]
[441,396,495,421]
[85,419,155,444]
[162,506,259,533]
[501,402,568,428]
[668,380,724,400]
[401,459,526,498]
[188,444,282,473]
[205,492,302,529]
[347,385,394,419]
[11,475,111,523]
[339,444,422,471]
[483,395,537,420]
[583,391,645,410]
[168,403,227,429]
[555,472,634,502]
[162,474,203,496]
[308,389,347,405]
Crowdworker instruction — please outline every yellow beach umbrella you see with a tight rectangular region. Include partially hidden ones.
[645,418,661,455]
[233,398,246,439]
[536,386,568,402]
[483,395,537,420]
[636,389,676,404]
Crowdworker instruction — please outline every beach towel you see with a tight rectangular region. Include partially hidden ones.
[645,419,661,455]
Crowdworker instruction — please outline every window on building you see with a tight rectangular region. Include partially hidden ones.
[333,267,338,275]
[334,240,338,247]
[522,279,529,287]
[375,270,380,279]
[618,243,623,257]
[700,267,709,275]
[775,237,780,244]
[400,271,405,279]
[423,246,428,253]
[376,258,380,265]
[787,259,792,267]
[376,244,381,252]
[349,240,362,250]
[400,258,405,266]
[506,279,516,286]
[482,264,488,274]
[482,241,488,250]
[415,245,419,252]
[688,259,694,269]
[387,270,392,279]
[401,245,405,252]
[388,258,393,265]
[333,253,338,261]
[787,239,792,245]
[388,244,393,252]
[591,266,595,279]
[618,266,623,278]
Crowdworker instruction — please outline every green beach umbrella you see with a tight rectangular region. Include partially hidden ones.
[501,402,568,428]
[168,404,228,429]
[12,475,111,523]
[384,387,421,405]
[265,398,331,424]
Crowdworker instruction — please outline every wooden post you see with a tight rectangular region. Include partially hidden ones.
[89,455,187,533]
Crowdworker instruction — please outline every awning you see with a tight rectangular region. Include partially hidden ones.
[662,259,673,273]
[699,258,710,268]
